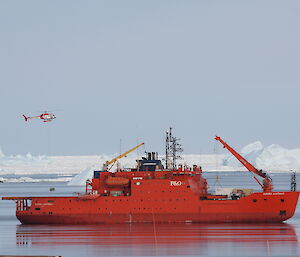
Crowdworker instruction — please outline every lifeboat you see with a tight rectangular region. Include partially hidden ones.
[105,176,130,187]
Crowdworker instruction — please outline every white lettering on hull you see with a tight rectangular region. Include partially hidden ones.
[170,181,182,186]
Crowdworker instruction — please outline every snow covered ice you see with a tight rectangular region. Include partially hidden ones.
[224,141,300,171]
[1,141,300,185]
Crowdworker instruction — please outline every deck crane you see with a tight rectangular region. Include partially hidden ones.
[215,136,273,192]
[103,142,144,171]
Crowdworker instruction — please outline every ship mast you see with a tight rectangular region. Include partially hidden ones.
[165,127,183,169]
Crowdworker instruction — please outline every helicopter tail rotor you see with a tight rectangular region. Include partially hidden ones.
[22,114,28,121]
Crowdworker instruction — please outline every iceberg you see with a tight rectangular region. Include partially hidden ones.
[224,141,264,167]
[223,141,300,171]
[68,167,95,186]
[0,146,49,166]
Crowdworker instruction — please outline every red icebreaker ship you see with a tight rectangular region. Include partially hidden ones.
[3,129,299,224]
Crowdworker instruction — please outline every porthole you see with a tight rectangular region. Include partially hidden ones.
[280,210,286,215]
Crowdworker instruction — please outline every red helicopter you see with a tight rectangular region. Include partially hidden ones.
[22,112,56,122]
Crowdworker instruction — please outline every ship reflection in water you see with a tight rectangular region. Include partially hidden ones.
[16,223,299,257]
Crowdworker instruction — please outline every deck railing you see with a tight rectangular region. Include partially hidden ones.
[16,199,31,211]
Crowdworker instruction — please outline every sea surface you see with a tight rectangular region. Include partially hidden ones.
[0,171,300,257]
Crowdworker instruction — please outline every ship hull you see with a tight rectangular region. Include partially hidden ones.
[15,191,299,224]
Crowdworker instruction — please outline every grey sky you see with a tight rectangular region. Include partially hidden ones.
[0,1,299,156]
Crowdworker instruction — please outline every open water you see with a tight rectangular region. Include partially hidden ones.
[0,171,300,257]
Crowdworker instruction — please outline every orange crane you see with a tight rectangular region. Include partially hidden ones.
[215,136,273,192]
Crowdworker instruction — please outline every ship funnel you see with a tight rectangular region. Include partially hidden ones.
[152,152,156,160]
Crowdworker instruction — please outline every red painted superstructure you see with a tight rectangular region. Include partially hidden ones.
[3,136,299,224]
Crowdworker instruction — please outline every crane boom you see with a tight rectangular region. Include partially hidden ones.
[215,136,272,192]
[103,142,144,171]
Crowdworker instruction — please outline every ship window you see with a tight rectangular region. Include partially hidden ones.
[187,186,190,188]
[35,208,40,211]
[264,199,267,201]
[253,199,257,203]
[49,212,53,215]
[280,210,286,215]
[281,199,284,202]
[48,200,54,203]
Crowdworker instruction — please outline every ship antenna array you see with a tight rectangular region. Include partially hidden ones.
[165,127,183,169]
